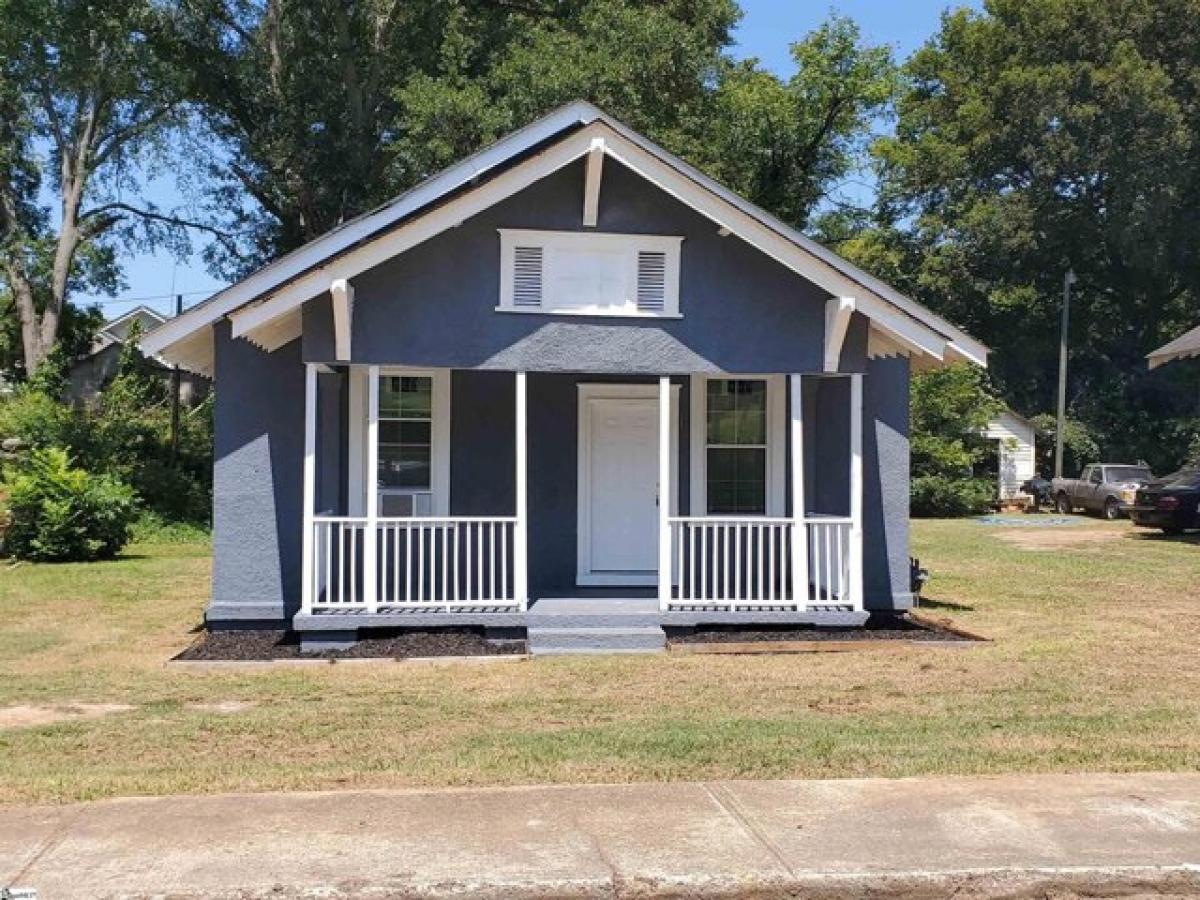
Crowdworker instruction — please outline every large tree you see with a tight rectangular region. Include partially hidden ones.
[870,0,1200,471]
[0,0,212,375]
[161,1,897,275]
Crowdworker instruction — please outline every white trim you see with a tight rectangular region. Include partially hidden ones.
[658,376,672,608]
[576,382,679,587]
[148,109,986,373]
[300,364,318,614]
[347,368,366,516]
[143,101,604,358]
[493,306,683,320]
[688,374,786,518]
[583,137,605,227]
[147,110,984,376]
[330,279,354,361]
[848,373,864,611]
[789,373,808,607]
[514,372,528,608]
[1148,322,1200,369]
[824,296,856,372]
[497,228,683,318]
[365,367,452,518]
[228,128,601,342]
[364,365,380,611]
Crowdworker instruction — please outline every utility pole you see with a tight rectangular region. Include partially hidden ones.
[170,293,182,466]
[1054,269,1076,478]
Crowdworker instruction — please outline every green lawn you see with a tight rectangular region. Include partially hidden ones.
[0,518,1197,805]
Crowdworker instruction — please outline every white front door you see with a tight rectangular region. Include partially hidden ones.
[577,385,677,586]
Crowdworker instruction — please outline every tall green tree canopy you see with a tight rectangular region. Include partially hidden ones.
[159,1,896,276]
[0,0,211,374]
[871,0,1200,472]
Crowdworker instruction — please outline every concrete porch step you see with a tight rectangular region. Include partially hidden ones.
[528,624,666,656]
[527,596,661,629]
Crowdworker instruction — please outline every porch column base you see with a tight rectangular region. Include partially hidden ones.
[300,630,359,653]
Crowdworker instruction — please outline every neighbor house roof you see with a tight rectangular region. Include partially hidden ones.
[141,101,988,376]
[1148,323,1200,369]
[94,304,168,352]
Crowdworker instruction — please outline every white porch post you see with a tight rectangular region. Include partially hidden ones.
[364,365,380,611]
[300,363,318,614]
[789,374,808,609]
[658,376,672,610]
[514,371,529,610]
[849,373,864,611]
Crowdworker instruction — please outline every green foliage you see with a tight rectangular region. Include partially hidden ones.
[699,16,897,229]
[160,1,896,275]
[870,0,1200,473]
[0,0,185,373]
[1028,413,1100,478]
[4,447,137,562]
[0,334,212,526]
[911,475,995,518]
[910,365,1003,517]
[128,510,212,545]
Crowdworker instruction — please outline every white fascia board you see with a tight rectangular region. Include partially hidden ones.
[230,126,601,334]
[598,127,950,361]
[591,111,988,366]
[1148,323,1200,369]
[141,101,605,359]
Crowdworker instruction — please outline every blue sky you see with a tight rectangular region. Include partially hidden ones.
[84,0,978,318]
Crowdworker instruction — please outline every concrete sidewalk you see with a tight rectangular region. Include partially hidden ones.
[3,773,1199,899]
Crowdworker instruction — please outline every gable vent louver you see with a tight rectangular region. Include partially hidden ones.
[636,250,667,312]
[512,245,544,307]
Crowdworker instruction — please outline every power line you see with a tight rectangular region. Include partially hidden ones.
[89,287,224,307]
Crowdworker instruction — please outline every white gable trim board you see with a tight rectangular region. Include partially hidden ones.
[1148,323,1200,369]
[142,104,987,375]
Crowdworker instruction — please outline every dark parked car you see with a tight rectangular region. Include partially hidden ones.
[1131,468,1200,534]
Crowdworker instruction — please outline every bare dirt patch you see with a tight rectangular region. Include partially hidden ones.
[993,525,1124,551]
[0,703,134,730]
[186,700,257,714]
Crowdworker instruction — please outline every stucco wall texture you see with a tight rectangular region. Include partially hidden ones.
[206,155,911,624]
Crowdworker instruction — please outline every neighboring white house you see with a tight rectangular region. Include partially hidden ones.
[1148,323,1200,369]
[983,408,1037,500]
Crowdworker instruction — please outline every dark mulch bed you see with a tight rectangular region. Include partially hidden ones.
[667,612,977,645]
[175,627,526,661]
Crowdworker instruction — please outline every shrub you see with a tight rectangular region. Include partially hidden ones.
[4,448,138,562]
[911,475,994,518]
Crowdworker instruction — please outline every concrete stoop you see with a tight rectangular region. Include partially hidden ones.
[527,596,667,655]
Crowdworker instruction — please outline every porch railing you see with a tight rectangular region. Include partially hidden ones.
[665,514,856,611]
[308,515,522,612]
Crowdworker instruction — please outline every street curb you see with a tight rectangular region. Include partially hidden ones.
[132,863,1200,899]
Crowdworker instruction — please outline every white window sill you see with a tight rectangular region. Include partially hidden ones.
[495,306,682,320]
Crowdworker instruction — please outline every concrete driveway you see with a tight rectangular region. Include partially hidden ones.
[3,772,1199,898]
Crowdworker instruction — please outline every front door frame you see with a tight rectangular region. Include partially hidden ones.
[576,382,680,586]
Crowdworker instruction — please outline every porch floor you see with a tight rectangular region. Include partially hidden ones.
[292,595,867,635]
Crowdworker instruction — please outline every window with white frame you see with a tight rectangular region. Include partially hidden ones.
[498,229,683,317]
[704,379,768,514]
[375,374,440,516]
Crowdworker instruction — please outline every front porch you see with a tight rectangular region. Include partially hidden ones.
[296,367,866,637]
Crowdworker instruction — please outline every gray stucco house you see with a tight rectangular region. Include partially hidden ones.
[142,102,987,653]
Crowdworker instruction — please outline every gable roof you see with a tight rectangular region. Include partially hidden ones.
[1148,323,1200,369]
[90,304,169,357]
[141,101,988,375]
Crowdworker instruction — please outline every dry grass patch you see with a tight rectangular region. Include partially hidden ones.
[0,520,1197,804]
